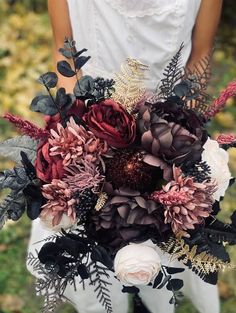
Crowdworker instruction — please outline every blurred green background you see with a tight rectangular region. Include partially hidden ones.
[0,1,236,313]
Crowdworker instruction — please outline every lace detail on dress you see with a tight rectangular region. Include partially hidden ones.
[105,0,179,18]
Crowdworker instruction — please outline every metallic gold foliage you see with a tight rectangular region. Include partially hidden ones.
[160,238,233,275]
[112,58,149,114]
[95,192,108,211]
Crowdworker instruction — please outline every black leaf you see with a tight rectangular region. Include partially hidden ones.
[122,286,140,294]
[77,264,89,279]
[166,279,184,291]
[165,267,185,275]
[73,75,95,97]
[30,95,58,116]
[56,236,89,256]
[75,56,91,70]
[57,60,76,77]
[55,88,72,110]
[173,81,190,98]
[38,72,58,89]
[38,242,61,264]
[153,271,163,288]
[156,274,171,289]
[25,192,43,220]
[91,246,113,269]
[73,48,88,58]
[20,151,37,180]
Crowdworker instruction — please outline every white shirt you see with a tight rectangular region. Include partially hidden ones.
[67,0,201,89]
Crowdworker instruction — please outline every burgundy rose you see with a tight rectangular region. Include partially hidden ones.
[83,99,136,148]
[35,141,64,182]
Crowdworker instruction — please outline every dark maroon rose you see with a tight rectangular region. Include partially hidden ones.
[35,141,64,182]
[83,99,136,148]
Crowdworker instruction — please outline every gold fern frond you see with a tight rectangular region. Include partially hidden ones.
[112,58,149,114]
[95,192,108,211]
[160,238,233,275]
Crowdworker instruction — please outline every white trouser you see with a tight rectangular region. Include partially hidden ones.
[27,219,219,313]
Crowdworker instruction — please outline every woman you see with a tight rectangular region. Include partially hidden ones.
[28,1,223,312]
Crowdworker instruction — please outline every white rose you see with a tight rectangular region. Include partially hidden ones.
[114,242,161,286]
[40,213,77,231]
[202,138,232,201]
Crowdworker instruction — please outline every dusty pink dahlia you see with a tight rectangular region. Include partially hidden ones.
[40,179,77,226]
[49,117,107,166]
[150,167,216,236]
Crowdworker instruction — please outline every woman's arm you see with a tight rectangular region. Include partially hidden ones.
[48,0,77,93]
[187,0,223,69]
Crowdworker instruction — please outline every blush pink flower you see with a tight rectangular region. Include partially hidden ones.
[40,179,77,227]
[49,117,108,166]
[216,133,236,145]
[64,158,104,193]
[150,167,216,236]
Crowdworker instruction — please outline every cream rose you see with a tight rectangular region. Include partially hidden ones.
[40,213,77,231]
[114,242,161,286]
[202,138,232,201]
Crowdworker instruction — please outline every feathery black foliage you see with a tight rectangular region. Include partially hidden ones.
[181,160,211,183]
[89,262,113,313]
[158,43,184,98]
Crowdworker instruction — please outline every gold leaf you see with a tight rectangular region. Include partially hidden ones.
[160,238,233,275]
[112,58,149,114]
[95,192,108,211]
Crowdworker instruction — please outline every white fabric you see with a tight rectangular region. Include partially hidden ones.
[28,1,220,312]
[67,0,201,89]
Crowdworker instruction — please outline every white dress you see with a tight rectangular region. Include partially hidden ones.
[27,1,220,313]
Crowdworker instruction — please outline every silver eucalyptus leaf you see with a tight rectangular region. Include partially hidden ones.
[0,167,29,191]
[0,135,38,164]
[0,190,26,229]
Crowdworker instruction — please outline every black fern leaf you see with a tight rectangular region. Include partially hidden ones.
[89,262,113,313]
[184,53,212,114]
[204,218,236,245]
[158,44,184,98]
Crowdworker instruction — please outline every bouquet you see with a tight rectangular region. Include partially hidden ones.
[1,39,236,312]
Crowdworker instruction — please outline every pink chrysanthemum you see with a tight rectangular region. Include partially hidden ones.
[40,179,77,226]
[64,158,104,193]
[150,166,216,236]
[49,117,108,166]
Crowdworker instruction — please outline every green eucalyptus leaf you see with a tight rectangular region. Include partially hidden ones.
[38,72,58,89]
[0,136,37,164]
[30,95,58,115]
[57,60,76,77]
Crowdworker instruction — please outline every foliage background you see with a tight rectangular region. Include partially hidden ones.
[0,1,236,312]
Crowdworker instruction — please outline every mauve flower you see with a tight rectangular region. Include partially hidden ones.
[150,167,216,236]
[35,141,64,182]
[83,99,136,148]
[40,179,77,227]
[49,117,107,166]
[114,242,161,286]
[138,113,202,165]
